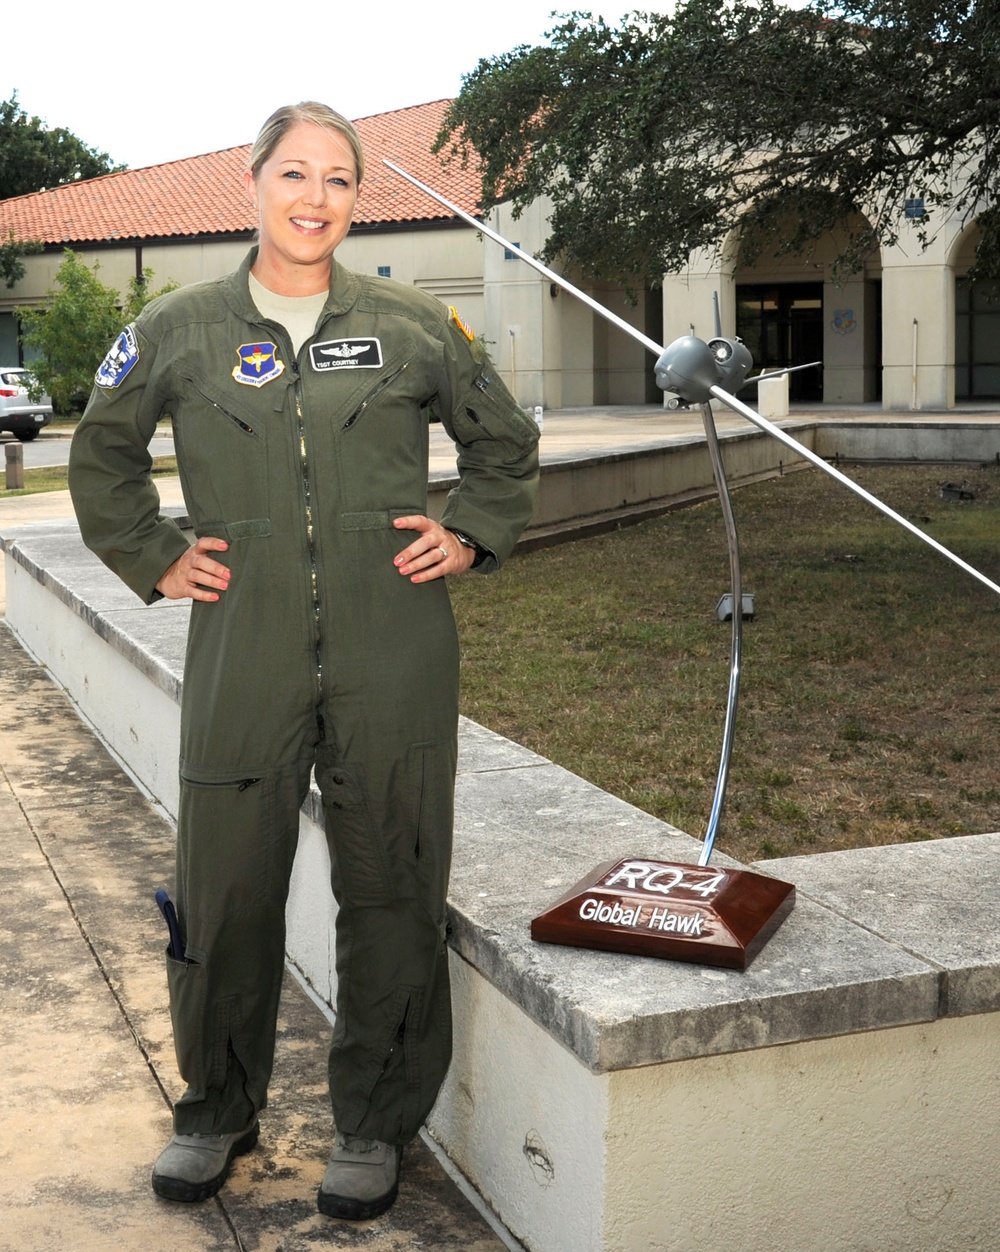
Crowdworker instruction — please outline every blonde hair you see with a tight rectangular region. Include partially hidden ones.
[249,102,365,185]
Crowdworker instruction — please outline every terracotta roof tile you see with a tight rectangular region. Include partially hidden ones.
[0,100,479,246]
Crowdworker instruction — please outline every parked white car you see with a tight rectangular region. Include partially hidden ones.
[0,367,53,441]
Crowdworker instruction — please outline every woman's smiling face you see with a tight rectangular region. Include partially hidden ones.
[245,120,358,293]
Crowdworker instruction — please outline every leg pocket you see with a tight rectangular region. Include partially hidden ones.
[166,953,208,1096]
[316,759,394,907]
[177,770,277,929]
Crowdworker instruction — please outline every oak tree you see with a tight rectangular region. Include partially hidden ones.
[0,92,121,201]
[436,1,1000,284]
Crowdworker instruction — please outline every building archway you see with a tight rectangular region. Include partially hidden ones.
[734,209,882,403]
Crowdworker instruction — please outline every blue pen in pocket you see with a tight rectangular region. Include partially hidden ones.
[155,888,187,961]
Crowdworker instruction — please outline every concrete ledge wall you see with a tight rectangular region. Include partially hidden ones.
[812,420,1000,464]
[438,955,998,1251]
[415,418,1000,548]
[5,421,1000,1250]
[428,419,816,543]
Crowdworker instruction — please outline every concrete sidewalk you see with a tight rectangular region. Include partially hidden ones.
[0,623,510,1251]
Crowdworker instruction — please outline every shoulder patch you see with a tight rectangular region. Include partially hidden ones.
[232,342,285,387]
[95,326,140,388]
[449,306,475,343]
[310,338,383,371]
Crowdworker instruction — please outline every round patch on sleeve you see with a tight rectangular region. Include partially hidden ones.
[95,326,140,388]
[448,306,475,343]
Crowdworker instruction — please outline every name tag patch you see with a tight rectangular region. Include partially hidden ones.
[310,338,383,371]
[232,342,285,387]
[95,326,140,388]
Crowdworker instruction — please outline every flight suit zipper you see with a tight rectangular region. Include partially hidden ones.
[180,776,262,790]
[378,1008,409,1081]
[342,360,411,430]
[290,360,324,708]
[181,373,259,435]
[465,370,496,424]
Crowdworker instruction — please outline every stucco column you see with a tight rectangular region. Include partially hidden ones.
[661,250,736,345]
[881,259,955,410]
[484,203,551,410]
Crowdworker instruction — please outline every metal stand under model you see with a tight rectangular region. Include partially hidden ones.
[531,339,795,970]
[384,160,1000,970]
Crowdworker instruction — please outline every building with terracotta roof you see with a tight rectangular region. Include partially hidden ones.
[0,100,491,246]
[0,99,656,410]
[3,97,993,411]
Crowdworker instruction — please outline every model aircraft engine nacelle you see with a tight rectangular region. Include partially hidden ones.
[707,337,753,393]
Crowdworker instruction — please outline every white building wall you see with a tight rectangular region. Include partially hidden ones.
[486,199,656,409]
[338,225,486,334]
[486,200,553,408]
[663,226,888,406]
[0,229,487,363]
[662,245,737,343]
[823,275,870,403]
[3,196,991,413]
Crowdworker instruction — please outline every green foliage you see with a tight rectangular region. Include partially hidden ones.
[0,92,123,201]
[437,0,1000,283]
[0,232,43,289]
[16,250,177,414]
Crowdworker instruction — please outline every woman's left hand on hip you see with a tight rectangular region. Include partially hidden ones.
[393,515,477,582]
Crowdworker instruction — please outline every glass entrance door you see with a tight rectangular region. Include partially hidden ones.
[736,283,824,400]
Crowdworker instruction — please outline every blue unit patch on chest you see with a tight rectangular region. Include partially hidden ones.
[232,342,286,387]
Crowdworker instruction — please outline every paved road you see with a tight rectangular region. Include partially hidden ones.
[0,431,175,469]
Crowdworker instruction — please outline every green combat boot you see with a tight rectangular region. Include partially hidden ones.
[151,1121,259,1202]
[318,1132,400,1220]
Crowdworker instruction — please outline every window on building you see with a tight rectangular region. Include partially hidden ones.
[0,312,21,365]
[956,278,1000,398]
[377,265,391,278]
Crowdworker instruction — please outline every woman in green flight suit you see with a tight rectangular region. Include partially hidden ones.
[68,101,539,1221]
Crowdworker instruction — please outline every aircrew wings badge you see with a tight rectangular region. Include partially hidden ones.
[448,306,475,342]
[233,342,285,387]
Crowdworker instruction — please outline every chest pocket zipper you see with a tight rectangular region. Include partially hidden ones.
[343,360,411,430]
[182,374,260,436]
[210,400,256,436]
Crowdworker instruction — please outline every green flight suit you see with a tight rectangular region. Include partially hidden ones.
[69,250,539,1144]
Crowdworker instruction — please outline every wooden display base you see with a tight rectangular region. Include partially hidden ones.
[531,857,795,970]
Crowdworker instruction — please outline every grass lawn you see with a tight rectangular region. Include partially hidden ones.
[1,455,178,496]
[451,461,1000,864]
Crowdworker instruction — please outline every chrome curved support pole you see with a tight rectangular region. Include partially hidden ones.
[698,401,742,866]
[384,160,1000,877]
